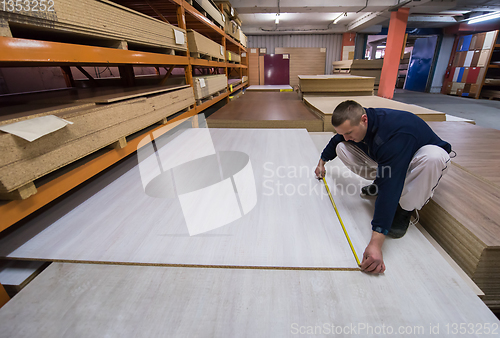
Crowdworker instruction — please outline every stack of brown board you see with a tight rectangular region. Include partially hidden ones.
[193,0,225,27]
[419,121,500,310]
[303,95,446,132]
[349,59,384,91]
[0,86,195,200]
[248,48,261,85]
[0,0,187,53]
[226,51,241,63]
[187,30,225,61]
[207,91,322,131]
[298,75,375,99]
[331,60,353,73]
[192,74,228,102]
[275,48,326,87]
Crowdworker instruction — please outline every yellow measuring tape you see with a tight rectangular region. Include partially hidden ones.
[322,177,361,267]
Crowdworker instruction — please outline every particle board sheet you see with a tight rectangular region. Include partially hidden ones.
[207,92,322,132]
[0,85,190,122]
[248,49,260,85]
[275,48,326,87]
[192,74,227,100]
[0,260,48,295]
[245,85,293,92]
[0,129,358,268]
[303,95,445,132]
[187,30,225,60]
[0,0,187,51]
[298,75,375,94]
[226,51,241,63]
[0,263,499,337]
[193,0,225,27]
[0,87,195,194]
[427,122,500,187]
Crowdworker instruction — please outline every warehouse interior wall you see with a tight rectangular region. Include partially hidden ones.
[247,34,343,75]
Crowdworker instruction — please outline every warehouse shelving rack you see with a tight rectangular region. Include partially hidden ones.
[0,0,249,232]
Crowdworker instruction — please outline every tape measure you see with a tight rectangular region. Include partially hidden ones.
[322,177,361,267]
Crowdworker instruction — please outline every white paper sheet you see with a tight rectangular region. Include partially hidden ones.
[0,115,73,142]
[174,29,185,45]
[199,78,206,88]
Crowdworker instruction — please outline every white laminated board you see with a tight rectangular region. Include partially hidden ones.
[0,262,498,337]
[0,129,358,269]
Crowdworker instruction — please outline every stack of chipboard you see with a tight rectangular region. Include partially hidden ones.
[420,121,500,310]
[303,95,446,132]
[193,0,225,28]
[298,75,375,98]
[238,30,247,47]
[187,30,225,61]
[0,87,195,200]
[226,51,241,63]
[192,74,228,101]
[275,48,327,87]
[331,60,353,73]
[350,59,384,91]
[0,0,188,52]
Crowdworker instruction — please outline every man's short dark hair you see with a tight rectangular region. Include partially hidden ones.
[331,100,365,127]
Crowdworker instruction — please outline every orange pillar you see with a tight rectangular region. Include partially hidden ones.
[378,8,409,99]
[0,283,9,308]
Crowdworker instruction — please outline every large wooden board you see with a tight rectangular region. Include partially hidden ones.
[0,0,187,51]
[187,30,225,60]
[0,87,195,194]
[0,129,358,269]
[304,95,446,132]
[275,48,326,87]
[298,75,375,93]
[0,262,498,337]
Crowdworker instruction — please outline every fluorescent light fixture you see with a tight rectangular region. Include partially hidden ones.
[377,45,386,48]
[275,14,280,24]
[468,12,500,24]
[333,13,345,24]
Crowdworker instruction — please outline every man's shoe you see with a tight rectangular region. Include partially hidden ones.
[387,205,413,239]
[361,184,378,197]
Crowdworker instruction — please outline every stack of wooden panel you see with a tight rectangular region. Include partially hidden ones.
[248,48,261,85]
[349,59,384,91]
[238,30,247,47]
[331,60,353,73]
[226,51,241,63]
[192,74,228,102]
[0,0,187,52]
[0,86,195,200]
[193,0,225,28]
[304,95,446,132]
[298,75,375,98]
[420,122,500,310]
[187,30,225,61]
[275,48,327,87]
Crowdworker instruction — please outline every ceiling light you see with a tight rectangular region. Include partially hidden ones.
[468,12,500,24]
[275,14,280,24]
[377,45,386,48]
[333,13,345,24]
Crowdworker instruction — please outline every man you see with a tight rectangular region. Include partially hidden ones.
[315,100,452,274]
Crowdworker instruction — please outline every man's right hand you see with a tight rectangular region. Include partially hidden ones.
[315,159,326,179]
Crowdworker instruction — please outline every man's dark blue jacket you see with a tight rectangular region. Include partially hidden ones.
[320,107,452,235]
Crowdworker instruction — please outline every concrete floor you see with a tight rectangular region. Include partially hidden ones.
[392,89,500,130]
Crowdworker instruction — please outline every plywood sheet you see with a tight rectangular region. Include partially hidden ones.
[275,48,326,87]
[0,87,195,194]
[0,129,358,269]
[192,74,227,99]
[246,85,293,91]
[303,95,446,123]
[0,262,498,337]
[0,0,187,51]
[187,30,225,60]
[298,75,375,93]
